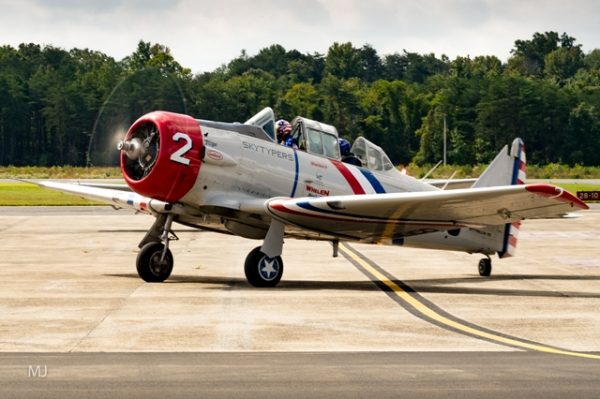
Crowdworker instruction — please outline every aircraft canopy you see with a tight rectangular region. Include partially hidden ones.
[243,109,396,174]
[351,137,395,173]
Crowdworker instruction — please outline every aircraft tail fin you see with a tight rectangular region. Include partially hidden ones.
[472,138,526,188]
[473,138,526,258]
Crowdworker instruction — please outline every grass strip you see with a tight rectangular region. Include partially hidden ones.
[0,182,106,206]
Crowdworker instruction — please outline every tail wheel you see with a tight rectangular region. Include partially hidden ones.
[244,246,283,287]
[137,242,173,282]
[478,258,492,277]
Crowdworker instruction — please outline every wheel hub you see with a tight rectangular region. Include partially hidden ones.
[149,252,169,275]
[259,257,280,281]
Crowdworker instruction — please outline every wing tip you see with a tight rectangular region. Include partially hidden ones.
[525,184,589,210]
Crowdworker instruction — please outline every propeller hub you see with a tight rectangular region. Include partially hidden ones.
[118,138,144,160]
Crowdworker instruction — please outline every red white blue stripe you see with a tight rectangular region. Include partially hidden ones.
[331,160,386,195]
[268,199,462,228]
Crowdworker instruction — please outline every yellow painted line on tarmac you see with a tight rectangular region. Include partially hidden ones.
[339,243,600,360]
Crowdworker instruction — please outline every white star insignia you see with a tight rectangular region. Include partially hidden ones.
[261,259,277,278]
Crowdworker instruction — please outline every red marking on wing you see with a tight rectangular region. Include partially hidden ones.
[525,184,589,210]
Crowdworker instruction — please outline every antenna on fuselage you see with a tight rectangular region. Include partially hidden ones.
[420,160,443,181]
[440,170,458,190]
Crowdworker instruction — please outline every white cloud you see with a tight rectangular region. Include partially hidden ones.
[0,0,598,73]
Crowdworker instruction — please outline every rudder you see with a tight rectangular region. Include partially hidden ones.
[473,138,526,258]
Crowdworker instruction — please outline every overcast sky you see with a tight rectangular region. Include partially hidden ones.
[1,0,598,73]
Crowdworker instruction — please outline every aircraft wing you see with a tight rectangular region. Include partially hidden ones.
[265,184,588,240]
[28,180,174,214]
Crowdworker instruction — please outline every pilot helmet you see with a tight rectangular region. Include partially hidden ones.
[276,119,292,139]
[338,138,351,155]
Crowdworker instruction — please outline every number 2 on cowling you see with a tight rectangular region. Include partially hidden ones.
[170,132,192,165]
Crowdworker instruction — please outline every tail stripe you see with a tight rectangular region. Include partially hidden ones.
[517,157,527,184]
[500,140,526,258]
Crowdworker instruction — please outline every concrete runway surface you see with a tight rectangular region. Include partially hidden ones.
[3,352,600,399]
[1,205,599,397]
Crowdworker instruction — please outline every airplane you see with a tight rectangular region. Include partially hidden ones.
[33,107,589,287]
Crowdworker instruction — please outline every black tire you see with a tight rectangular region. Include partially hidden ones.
[136,242,173,282]
[478,258,492,277]
[244,246,283,287]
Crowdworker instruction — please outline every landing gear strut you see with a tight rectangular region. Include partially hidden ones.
[478,256,492,277]
[136,213,178,282]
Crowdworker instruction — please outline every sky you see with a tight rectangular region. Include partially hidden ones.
[0,0,598,74]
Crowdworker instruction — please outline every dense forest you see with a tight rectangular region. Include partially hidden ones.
[0,31,599,167]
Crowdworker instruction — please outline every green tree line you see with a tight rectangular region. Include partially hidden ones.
[1,32,599,167]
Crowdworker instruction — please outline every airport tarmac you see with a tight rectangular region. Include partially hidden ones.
[1,205,600,397]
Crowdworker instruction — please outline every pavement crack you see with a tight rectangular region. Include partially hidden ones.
[68,282,145,352]
[0,216,31,232]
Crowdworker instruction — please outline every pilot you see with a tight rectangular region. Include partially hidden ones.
[339,138,362,167]
[275,119,291,143]
[276,119,297,149]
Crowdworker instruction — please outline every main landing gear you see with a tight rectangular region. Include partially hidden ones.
[478,256,492,277]
[244,219,286,288]
[244,247,284,287]
[135,215,286,287]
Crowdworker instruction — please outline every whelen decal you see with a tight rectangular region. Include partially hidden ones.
[305,184,330,197]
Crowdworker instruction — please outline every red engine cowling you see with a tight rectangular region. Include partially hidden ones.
[119,111,203,203]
